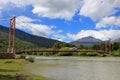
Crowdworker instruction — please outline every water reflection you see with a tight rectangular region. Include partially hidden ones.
[24,57,120,80]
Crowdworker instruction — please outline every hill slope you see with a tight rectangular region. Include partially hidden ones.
[0,25,59,51]
[71,36,102,47]
[0,31,37,51]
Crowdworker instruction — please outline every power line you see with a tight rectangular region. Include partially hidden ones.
[0,19,10,21]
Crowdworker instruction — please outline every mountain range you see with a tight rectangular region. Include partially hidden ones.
[71,36,120,47]
[71,36,102,47]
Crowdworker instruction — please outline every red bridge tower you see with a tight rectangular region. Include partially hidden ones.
[7,16,16,53]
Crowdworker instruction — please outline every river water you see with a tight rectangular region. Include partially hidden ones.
[24,56,120,80]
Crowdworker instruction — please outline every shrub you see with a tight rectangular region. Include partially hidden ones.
[86,52,99,56]
[32,52,38,55]
[26,57,34,63]
[19,54,26,59]
[4,60,15,64]
[73,52,99,56]
[37,52,43,56]
[43,52,54,56]
[112,51,120,57]
[27,52,32,55]
[73,52,87,56]
[57,52,72,56]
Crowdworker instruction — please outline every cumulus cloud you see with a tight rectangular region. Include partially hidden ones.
[16,16,53,37]
[80,0,120,21]
[31,0,82,20]
[0,0,83,20]
[16,16,65,41]
[67,30,120,41]
[52,34,66,41]
[0,0,119,21]
[0,0,29,10]
[96,16,120,28]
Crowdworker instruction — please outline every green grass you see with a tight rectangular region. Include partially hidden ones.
[112,50,120,57]
[0,59,51,80]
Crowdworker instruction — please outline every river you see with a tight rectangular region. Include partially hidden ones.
[24,56,120,80]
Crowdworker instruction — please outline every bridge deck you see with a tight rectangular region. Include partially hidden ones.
[16,49,108,54]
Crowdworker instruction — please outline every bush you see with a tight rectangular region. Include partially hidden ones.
[73,52,87,56]
[19,54,26,59]
[86,52,99,56]
[26,57,34,63]
[73,52,99,56]
[37,52,43,56]
[57,52,72,56]
[4,60,16,64]
[27,52,32,55]
[112,51,120,57]
[43,52,54,56]
[32,52,38,55]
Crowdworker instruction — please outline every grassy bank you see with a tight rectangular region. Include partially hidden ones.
[0,59,51,80]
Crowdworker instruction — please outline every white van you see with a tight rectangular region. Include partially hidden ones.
[69,47,77,51]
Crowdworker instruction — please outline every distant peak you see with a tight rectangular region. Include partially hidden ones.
[85,36,94,38]
[80,36,94,39]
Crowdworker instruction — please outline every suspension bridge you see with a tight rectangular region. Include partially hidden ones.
[0,16,111,58]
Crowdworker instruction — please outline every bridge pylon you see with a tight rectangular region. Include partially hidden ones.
[7,16,16,53]
[105,41,112,54]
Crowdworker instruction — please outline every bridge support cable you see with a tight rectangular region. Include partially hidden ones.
[7,16,16,53]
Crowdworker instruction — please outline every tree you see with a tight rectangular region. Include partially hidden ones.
[99,43,105,51]
[52,42,62,49]
[61,43,76,47]
[61,43,70,47]
[112,42,120,51]
[91,44,100,50]
[78,45,84,49]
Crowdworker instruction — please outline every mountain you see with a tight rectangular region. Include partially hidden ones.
[112,38,120,42]
[71,36,102,47]
[0,25,59,50]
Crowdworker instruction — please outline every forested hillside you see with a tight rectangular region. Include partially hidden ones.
[0,25,59,51]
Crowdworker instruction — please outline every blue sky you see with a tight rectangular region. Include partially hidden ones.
[0,0,120,42]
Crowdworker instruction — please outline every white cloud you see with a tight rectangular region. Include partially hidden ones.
[0,0,83,20]
[96,16,120,28]
[16,16,53,37]
[16,16,66,41]
[58,30,63,33]
[52,34,66,41]
[80,0,120,21]
[67,30,120,41]
[0,0,119,21]
[0,0,29,9]
[31,0,82,20]
[17,16,35,23]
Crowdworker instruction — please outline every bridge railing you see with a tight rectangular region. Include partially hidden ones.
[15,48,108,54]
